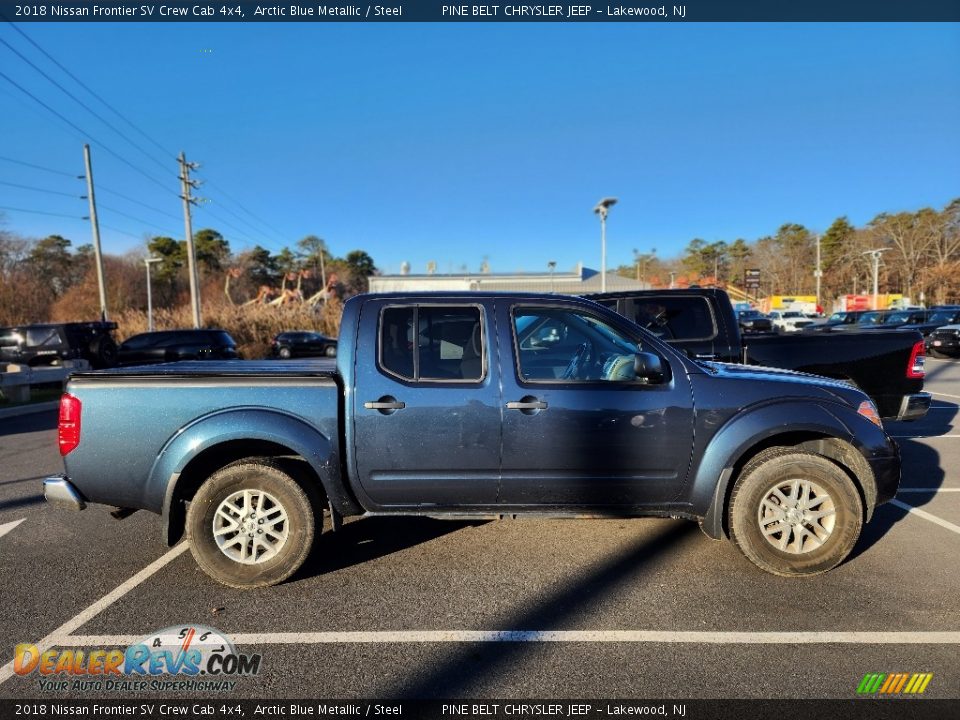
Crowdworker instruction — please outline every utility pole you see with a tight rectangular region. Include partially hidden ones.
[82,144,109,321]
[179,152,202,328]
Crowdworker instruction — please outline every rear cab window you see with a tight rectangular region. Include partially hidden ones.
[378,305,485,382]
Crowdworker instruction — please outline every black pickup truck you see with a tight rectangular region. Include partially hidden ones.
[589,289,930,422]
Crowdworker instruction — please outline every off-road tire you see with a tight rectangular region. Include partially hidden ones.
[187,459,317,589]
[729,448,863,577]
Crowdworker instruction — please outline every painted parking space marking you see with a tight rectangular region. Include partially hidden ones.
[899,488,960,492]
[0,518,24,539]
[0,543,190,686]
[890,499,960,537]
[44,630,960,646]
[890,434,960,439]
[931,391,960,400]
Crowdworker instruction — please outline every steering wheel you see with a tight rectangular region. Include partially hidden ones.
[561,342,592,380]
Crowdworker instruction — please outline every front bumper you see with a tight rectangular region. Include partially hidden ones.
[895,392,932,422]
[43,475,87,511]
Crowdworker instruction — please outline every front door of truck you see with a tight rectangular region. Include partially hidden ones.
[496,301,695,507]
[352,299,501,508]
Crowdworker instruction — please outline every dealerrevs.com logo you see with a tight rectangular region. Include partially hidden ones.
[14,625,261,693]
[857,672,934,696]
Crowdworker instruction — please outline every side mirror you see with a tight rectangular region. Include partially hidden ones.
[634,351,667,384]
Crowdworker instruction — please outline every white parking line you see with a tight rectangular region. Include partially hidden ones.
[932,391,960,400]
[0,543,190,686]
[899,488,960,492]
[890,434,960,439]
[47,630,960,645]
[890,499,960,537]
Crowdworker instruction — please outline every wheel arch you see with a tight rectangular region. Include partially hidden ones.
[696,403,879,540]
[152,408,359,546]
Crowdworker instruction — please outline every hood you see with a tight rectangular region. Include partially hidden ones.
[699,361,869,407]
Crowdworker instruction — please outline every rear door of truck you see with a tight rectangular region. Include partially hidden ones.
[351,297,502,508]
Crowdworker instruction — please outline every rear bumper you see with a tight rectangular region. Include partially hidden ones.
[43,475,87,511]
[895,392,932,422]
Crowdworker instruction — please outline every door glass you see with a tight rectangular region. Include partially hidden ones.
[512,307,640,383]
[379,306,484,382]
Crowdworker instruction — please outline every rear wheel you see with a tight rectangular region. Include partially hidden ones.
[278,346,292,359]
[88,336,118,368]
[186,459,317,589]
[729,448,863,577]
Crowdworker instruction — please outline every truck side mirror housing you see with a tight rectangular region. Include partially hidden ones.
[634,352,667,384]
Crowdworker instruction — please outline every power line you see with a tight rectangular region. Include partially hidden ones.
[202,178,289,244]
[0,205,82,220]
[0,36,173,174]
[4,20,178,160]
[98,223,150,241]
[97,202,181,237]
[0,154,79,178]
[97,184,182,222]
[0,70,177,198]
[0,179,82,198]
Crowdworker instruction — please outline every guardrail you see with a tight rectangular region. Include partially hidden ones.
[0,361,90,403]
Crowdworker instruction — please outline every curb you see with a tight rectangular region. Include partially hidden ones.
[0,400,59,420]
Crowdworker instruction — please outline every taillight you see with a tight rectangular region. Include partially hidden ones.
[59,393,81,456]
[907,340,925,379]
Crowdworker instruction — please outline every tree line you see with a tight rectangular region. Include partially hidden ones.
[618,199,960,306]
[0,224,378,326]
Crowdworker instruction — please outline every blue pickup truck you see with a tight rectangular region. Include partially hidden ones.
[45,292,900,588]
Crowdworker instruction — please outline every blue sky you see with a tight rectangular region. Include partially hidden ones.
[1,22,958,275]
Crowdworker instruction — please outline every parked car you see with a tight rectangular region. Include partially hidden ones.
[768,310,817,333]
[0,321,118,369]
[271,331,337,359]
[803,310,873,332]
[927,325,960,358]
[46,292,901,587]
[116,329,238,366]
[902,309,960,337]
[736,309,772,334]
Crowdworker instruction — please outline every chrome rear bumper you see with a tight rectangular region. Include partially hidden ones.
[43,476,87,511]
[896,392,932,422]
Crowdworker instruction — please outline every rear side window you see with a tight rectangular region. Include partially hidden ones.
[25,327,63,348]
[379,305,484,382]
[210,331,236,347]
[626,297,716,341]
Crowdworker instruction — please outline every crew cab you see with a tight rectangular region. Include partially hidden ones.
[46,293,901,588]
[588,289,929,422]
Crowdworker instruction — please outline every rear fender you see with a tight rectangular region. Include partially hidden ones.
[147,408,353,545]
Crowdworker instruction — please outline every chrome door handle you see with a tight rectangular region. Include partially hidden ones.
[506,400,548,410]
[364,400,406,410]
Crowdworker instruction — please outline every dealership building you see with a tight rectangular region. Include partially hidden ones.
[368,263,650,295]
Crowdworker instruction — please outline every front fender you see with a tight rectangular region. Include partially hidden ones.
[693,400,894,539]
[146,408,342,544]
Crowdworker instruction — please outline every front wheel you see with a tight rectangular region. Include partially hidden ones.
[729,448,863,577]
[186,459,317,589]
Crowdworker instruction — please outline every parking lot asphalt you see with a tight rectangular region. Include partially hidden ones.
[0,358,958,702]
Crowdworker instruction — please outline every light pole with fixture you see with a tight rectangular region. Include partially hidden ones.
[144,256,163,332]
[547,261,557,293]
[593,197,617,293]
[862,248,888,310]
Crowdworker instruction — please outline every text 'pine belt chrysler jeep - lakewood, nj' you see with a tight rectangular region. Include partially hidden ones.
[45,293,908,588]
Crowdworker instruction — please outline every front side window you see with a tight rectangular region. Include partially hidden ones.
[379,305,484,382]
[627,297,716,341]
[513,306,642,383]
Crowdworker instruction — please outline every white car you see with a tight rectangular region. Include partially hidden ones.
[768,310,818,333]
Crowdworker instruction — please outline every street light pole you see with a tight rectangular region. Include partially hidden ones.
[547,260,556,293]
[144,256,162,332]
[593,197,618,293]
[862,248,888,310]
